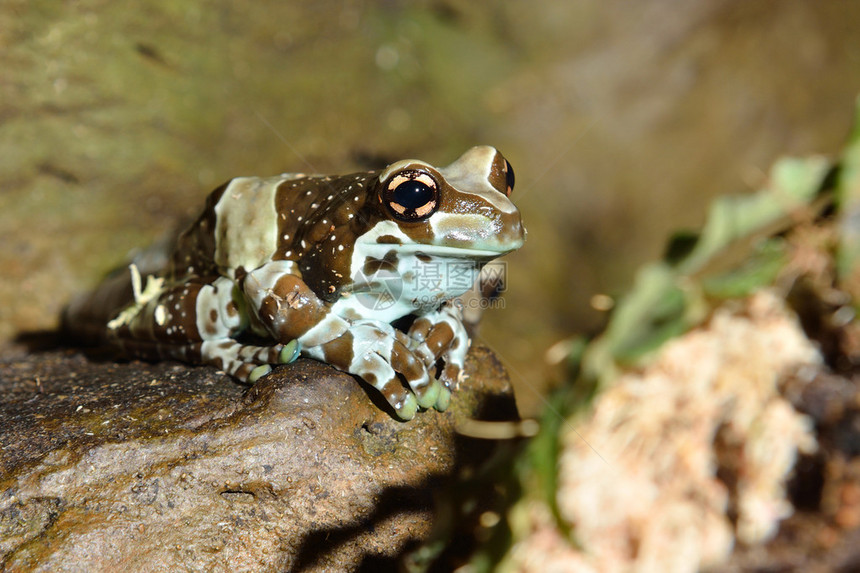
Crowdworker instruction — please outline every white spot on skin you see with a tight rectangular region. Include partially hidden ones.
[154,305,167,326]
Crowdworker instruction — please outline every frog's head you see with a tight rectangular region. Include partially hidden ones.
[364,145,525,256]
[337,146,525,317]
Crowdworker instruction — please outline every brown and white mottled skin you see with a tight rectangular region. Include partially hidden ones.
[64,146,525,419]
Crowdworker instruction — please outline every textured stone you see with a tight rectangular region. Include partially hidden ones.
[0,345,515,571]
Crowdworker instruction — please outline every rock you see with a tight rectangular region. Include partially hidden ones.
[0,345,516,571]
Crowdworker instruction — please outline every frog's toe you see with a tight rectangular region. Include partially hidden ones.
[413,378,441,409]
[407,316,433,348]
[376,373,418,420]
[409,317,467,369]
[438,362,462,390]
[248,364,272,382]
[413,342,441,368]
[278,339,301,363]
[395,393,419,420]
[389,338,435,406]
[434,385,451,412]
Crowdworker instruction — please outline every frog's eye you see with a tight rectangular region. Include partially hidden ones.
[503,158,515,196]
[383,170,439,221]
[489,151,515,197]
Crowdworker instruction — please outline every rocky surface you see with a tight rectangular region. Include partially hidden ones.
[0,345,516,572]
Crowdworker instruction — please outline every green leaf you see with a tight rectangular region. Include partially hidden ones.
[678,156,830,277]
[582,155,830,379]
[602,263,693,363]
[836,96,860,301]
[701,238,788,299]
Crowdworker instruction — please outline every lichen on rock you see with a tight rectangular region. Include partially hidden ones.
[504,291,821,572]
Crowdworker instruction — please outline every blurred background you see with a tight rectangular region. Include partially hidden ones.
[2,0,860,415]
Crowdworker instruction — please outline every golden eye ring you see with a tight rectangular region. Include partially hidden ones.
[382,170,439,221]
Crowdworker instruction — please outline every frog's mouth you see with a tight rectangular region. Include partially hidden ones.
[409,245,507,259]
[362,243,512,260]
[356,218,524,261]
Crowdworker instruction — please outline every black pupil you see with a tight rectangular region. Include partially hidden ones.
[505,159,515,193]
[394,180,434,209]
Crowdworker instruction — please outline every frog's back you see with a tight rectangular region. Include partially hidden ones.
[167,172,374,281]
[169,176,286,280]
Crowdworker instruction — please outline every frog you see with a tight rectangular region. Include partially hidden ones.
[63,146,525,420]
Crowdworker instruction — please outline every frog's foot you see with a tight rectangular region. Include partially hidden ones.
[407,311,470,411]
[199,338,301,382]
[303,321,433,420]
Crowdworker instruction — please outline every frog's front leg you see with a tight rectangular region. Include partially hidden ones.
[242,261,434,419]
[407,301,471,411]
[302,321,436,419]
